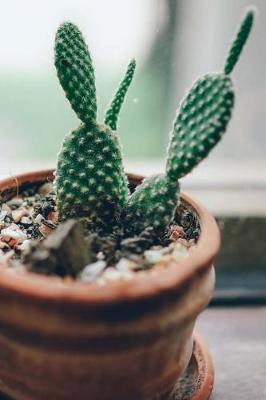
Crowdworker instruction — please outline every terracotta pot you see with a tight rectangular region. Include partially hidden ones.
[0,170,219,400]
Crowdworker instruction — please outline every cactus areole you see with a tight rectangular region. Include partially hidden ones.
[54,9,254,237]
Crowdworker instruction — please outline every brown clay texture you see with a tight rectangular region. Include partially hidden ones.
[0,334,214,400]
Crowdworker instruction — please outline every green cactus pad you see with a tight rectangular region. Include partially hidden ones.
[166,73,234,181]
[123,174,180,235]
[54,22,130,226]
[224,9,255,75]
[55,22,97,125]
[55,123,127,225]
[105,59,136,131]
[124,73,234,235]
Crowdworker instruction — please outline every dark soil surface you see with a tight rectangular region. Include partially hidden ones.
[0,182,200,282]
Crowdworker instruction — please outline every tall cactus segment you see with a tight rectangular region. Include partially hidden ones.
[224,8,255,75]
[105,59,136,131]
[54,22,97,125]
[54,22,129,226]
[124,74,234,235]
[166,73,234,181]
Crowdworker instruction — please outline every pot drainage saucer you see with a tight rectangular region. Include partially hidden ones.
[0,334,214,400]
[168,333,214,400]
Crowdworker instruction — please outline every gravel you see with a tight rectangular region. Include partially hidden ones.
[0,182,200,283]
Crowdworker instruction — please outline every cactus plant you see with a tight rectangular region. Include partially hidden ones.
[54,9,254,237]
[123,9,253,235]
[54,22,135,227]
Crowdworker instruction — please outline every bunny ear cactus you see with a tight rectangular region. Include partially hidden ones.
[54,8,254,238]
[123,8,254,235]
[124,74,234,235]
[54,22,135,228]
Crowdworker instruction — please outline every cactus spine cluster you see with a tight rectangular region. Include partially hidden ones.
[55,9,254,235]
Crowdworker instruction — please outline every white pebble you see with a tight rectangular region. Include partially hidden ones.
[144,248,165,264]
[20,216,32,225]
[116,258,137,272]
[19,240,32,251]
[1,204,11,215]
[171,243,189,262]
[96,251,105,260]
[1,227,27,243]
[80,260,106,282]
[103,267,134,281]
[34,214,44,225]
[101,267,121,281]
[0,210,7,221]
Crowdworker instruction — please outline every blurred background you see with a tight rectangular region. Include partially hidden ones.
[0,0,265,216]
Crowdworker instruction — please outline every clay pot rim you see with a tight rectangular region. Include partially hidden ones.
[0,169,220,305]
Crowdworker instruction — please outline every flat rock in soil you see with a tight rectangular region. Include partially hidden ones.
[24,219,92,277]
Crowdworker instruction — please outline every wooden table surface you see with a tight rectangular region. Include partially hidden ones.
[197,307,266,400]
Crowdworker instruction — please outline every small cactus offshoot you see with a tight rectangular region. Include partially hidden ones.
[224,8,254,75]
[105,59,136,131]
[55,9,254,236]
